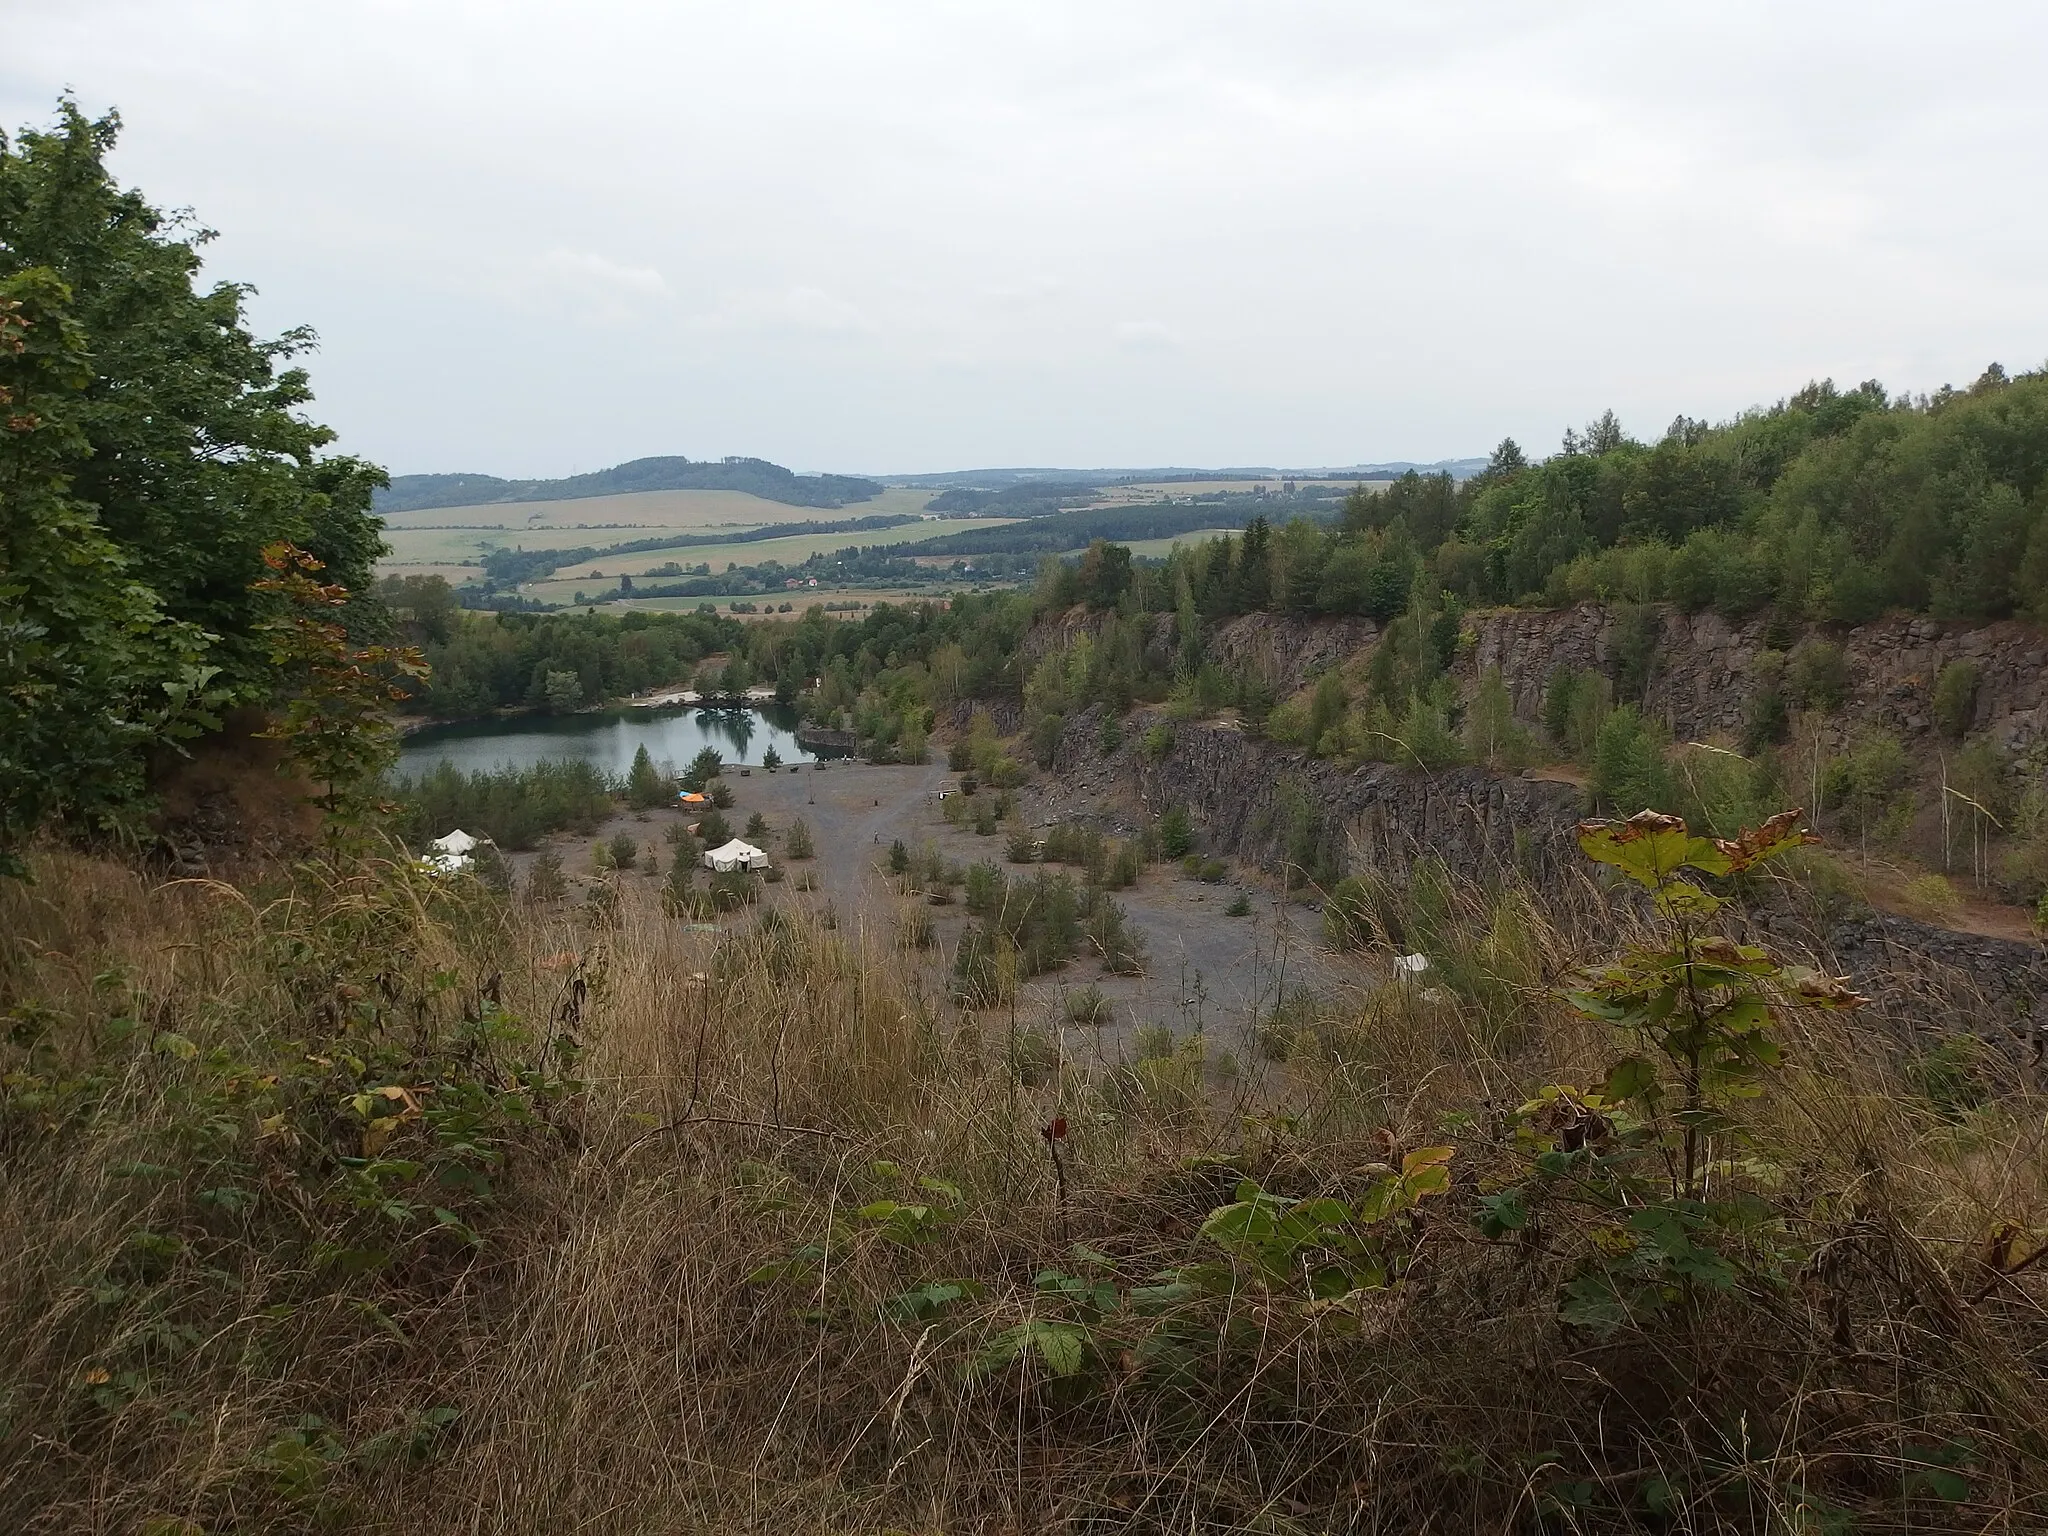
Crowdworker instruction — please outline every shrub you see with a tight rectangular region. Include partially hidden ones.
[607,832,639,870]
[1030,712,1064,768]
[1005,828,1039,863]
[785,818,815,859]
[1741,651,1790,753]
[1609,603,1660,704]
[1088,895,1146,974]
[1933,658,1981,739]
[523,848,566,903]
[1306,671,1348,757]
[1787,638,1849,710]
[1541,665,1610,760]
[1821,731,1911,845]
[696,809,732,848]
[1158,805,1195,859]
[762,745,782,770]
[626,745,668,809]
[1902,872,1962,923]
[1588,704,1673,815]
[888,839,909,875]
[1224,890,1251,916]
[709,869,758,909]
[745,811,768,839]
[1098,714,1124,755]
[1464,665,1532,769]
[1197,859,1227,883]
[1323,876,1377,949]
[1141,722,1175,762]
[708,780,735,810]
[583,876,621,927]
[897,907,935,950]
[682,746,722,791]
[1066,985,1111,1026]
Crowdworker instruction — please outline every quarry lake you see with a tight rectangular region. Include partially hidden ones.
[394,704,831,781]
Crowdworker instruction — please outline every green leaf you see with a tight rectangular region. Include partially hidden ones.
[1029,1320,1087,1377]
[153,1031,198,1061]
[1558,1273,1637,1335]
[1599,1056,1660,1104]
[1653,879,1722,918]
[1475,1188,1529,1238]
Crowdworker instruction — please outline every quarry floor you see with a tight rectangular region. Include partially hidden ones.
[519,756,1356,1065]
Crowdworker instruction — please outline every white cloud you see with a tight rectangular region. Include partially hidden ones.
[690,286,877,336]
[1112,320,1181,353]
[3,0,2043,474]
[540,249,671,300]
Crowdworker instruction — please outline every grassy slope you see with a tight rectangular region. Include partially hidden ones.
[3,829,2045,1531]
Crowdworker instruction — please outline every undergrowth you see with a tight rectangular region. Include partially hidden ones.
[3,813,2046,1533]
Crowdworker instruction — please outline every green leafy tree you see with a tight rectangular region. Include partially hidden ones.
[1,101,387,698]
[542,670,583,712]
[1158,805,1195,859]
[626,744,666,808]
[683,745,722,790]
[252,544,427,844]
[2,102,389,866]
[1,273,222,872]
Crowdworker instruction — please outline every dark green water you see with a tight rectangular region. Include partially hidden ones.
[395,704,835,780]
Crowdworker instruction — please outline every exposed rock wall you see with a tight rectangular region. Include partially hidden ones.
[1207,612,1378,698]
[1131,720,1585,887]
[1471,603,2048,756]
[1063,714,2048,1067]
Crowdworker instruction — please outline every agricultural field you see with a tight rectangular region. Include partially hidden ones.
[1089,528,1243,559]
[1114,478,1391,498]
[600,584,1011,619]
[516,519,1010,600]
[376,486,937,573]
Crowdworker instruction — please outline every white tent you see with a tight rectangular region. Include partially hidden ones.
[422,828,488,876]
[702,838,769,873]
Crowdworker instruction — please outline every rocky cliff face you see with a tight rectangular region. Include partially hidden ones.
[1126,718,1585,886]
[1207,612,1378,698]
[1051,709,2047,1069]
[1471,604,2048,757]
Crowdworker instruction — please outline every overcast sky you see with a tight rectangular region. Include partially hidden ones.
[7,2,2046,478]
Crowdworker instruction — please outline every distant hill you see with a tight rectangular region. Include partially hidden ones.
[885,459,1487,490]
[374,456,884,516]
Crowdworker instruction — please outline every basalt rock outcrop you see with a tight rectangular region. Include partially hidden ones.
[1471,603,2048,757]
[1053,710,2047,1066]
[1207,612,1379,699]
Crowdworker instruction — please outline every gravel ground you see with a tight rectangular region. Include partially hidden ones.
[506,755,1360,1063]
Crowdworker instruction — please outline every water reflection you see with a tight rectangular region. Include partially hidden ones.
[394,704,834,781]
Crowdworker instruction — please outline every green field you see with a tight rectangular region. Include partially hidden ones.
[516,519,1010,600]
[375,487,937,572]
[1083,528,1243,560]
[597,582,1016,619]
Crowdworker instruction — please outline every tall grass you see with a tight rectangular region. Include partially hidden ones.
[2,841,2045,1532]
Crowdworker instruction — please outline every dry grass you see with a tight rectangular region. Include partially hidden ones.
[3,844,2046,1533]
